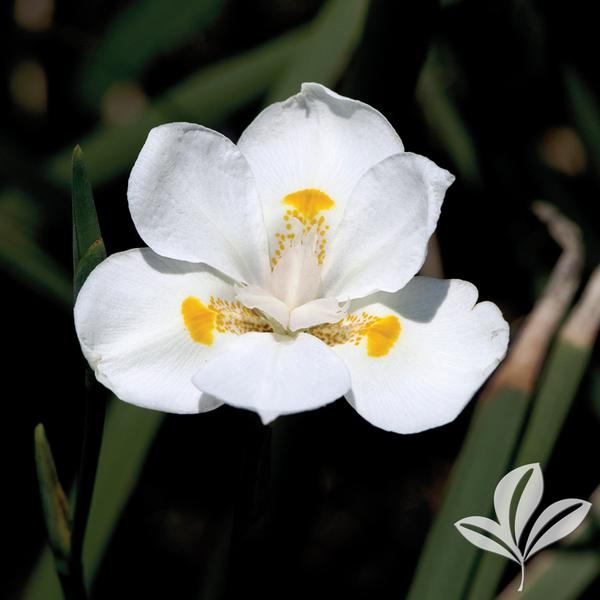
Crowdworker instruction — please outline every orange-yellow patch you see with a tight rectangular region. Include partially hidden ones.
[182,296,273,344]
[309,313,401,357]
[365,315,401,357]
[182,297,217,345]
[283,188,334,220]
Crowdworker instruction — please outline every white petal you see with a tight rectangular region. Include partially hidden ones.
[237,83,404,240]
[74,248,239,414]
[321,153,453,300]
[333,277,509,433]
[404,152,456,237]
[289,298,346,332]
[235,284,290,329]
[270,233,321,308]
[128,122,270,285]
[192,332,351,421]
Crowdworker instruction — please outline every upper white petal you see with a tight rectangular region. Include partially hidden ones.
[128,122,270,285]
[237,82,405,240]
[192,332,351,423]
[334,277,509,433]
[321,153,453,300]
[74,248,235,414]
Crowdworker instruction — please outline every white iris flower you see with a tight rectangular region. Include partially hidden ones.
[74,83,509,433]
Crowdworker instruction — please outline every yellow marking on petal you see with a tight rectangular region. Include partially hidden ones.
[365,316,401,357]
[283,188,334,220]
[182,296,217,345]
[309,313,401,357]
[183,296,272,343]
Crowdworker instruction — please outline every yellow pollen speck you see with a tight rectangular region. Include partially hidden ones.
[283,188,334,219]
[182,296,217,345]
[366,316,401,357]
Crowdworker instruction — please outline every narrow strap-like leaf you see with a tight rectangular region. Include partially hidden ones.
[34,424,72,572]
[72,146,106,298]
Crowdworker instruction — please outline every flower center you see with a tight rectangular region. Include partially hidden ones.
[235,188,346,332]
[181,188,402,357]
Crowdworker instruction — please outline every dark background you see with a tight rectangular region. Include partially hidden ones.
[2,0,599,598]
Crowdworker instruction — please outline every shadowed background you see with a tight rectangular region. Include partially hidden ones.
[2,0,599,598]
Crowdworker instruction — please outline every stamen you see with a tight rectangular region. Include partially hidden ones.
[272,188,334,267]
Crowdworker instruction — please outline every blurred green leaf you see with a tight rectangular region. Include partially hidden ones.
[24,401,164,599]
[46,25,308,188]
[416,44,482,187]
[81,0,224,107]
[506,551,600,600]
[265,0,369,103]
[0,188,71,306]
[34,424,72,573]
[467,266,600,599]
[407,204,582,600]
[563,66,600,183]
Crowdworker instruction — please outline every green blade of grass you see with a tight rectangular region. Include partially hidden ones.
[265,0,369,104]
[72,146,106,294]
[466,266,600,599]
[67,145,109,599]
[80,0,225,107]
[406,203,583,600]
[34,424,72,574]
[23,402,164,600]
[45,25,308,189]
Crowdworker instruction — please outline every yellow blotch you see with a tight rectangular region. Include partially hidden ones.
[283,188,334,219]
[366,316,401,357]
[182,296,217,345]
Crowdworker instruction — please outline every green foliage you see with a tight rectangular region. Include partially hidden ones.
[563,66,600,183]
[80,0,225,107]
[72,146,106,298]
[34,424,72,574]
[0,189,71,306]
[24,403,164,599]
[46,26,308,188]
[265,0,369,103]
[416,44,482,187]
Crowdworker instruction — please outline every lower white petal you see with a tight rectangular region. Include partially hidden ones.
[192,332,351,421]
[74,248,239,414]
[331,277,509,433]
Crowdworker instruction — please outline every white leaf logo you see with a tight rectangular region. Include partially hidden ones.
[455,463,591,592]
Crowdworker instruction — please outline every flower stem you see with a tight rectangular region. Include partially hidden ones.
[68,367,107,595]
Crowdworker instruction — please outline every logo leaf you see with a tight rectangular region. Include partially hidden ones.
[455,516,521,564]
[523,499,592,559]
[493,463,543,545]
